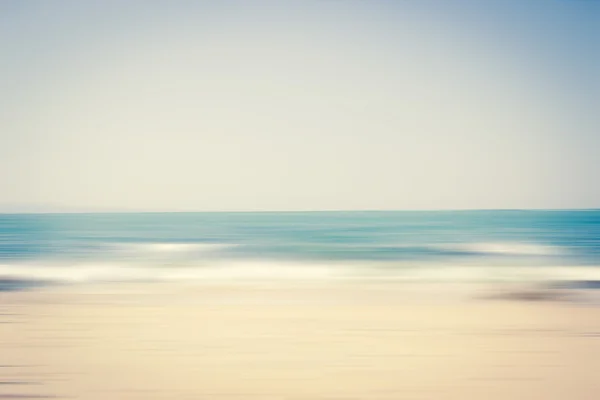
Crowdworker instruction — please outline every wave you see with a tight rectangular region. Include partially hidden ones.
[113,242,237,254]
[1,259,599,288]
[0,260,345,285]
[430,242,563,256]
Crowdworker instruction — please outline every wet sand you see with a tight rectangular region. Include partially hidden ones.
[1,282,599,400]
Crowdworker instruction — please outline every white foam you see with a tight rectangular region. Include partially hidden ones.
[115,242,235,253]
[1,260,598,286]
[0,260,344,284]
[0,263,159,283]
[436,242,563,256]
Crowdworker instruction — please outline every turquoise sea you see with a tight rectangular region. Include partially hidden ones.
[1,210,600,290]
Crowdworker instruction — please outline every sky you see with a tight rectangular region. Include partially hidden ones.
[1,0,598,212]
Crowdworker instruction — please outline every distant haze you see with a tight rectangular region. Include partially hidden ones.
[1,0,598,212]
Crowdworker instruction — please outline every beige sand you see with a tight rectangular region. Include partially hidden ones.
[1,282,599,400]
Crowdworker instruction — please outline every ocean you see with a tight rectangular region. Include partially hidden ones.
[1,210,600,290]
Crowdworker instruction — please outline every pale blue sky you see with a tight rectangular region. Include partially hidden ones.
[1,0,598,212]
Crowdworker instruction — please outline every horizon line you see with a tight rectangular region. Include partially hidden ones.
[1,207,599,215]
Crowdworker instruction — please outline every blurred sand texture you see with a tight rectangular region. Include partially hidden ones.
[1,282,599,400]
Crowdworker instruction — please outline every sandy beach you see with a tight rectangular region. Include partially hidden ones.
[1,282,599,400]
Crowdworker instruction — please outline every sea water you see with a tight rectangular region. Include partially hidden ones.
[1,210,599,290]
